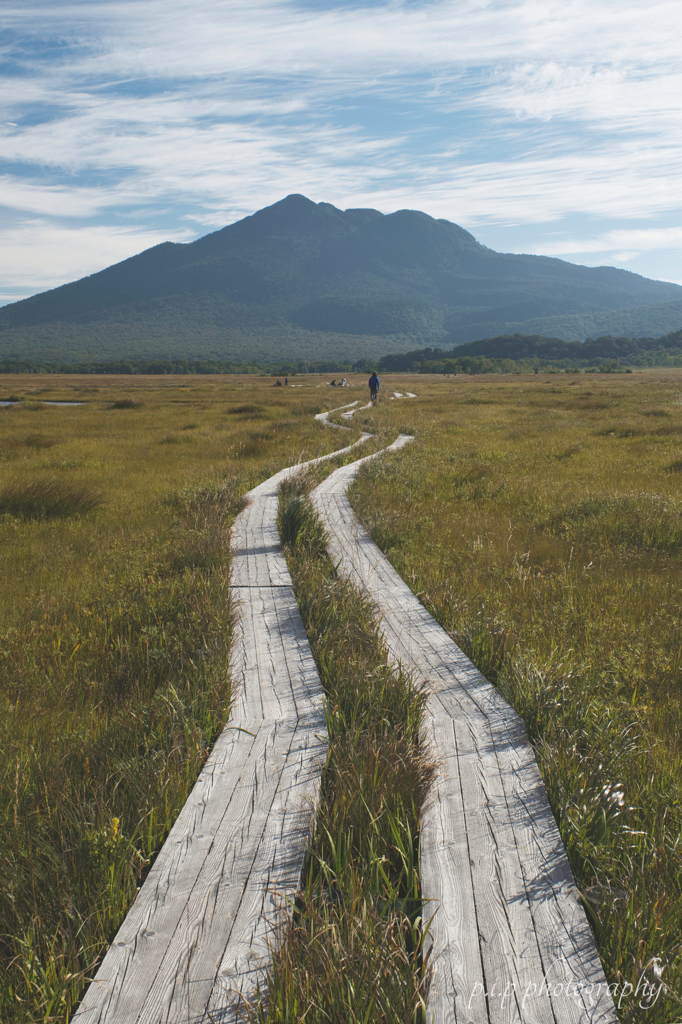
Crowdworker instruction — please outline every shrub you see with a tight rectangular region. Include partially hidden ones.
[228,403,263,415]
[109,398,142,409]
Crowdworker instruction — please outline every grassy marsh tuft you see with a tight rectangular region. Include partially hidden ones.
[109,398,142,409]
[21,432,60,449]
[0,478,104,518]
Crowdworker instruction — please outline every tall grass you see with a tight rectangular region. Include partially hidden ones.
[0,374,368,1024]
[0,479,104,518]
[1,486,237,1022]
[246,479,435,1023]
[349,371,682,1023]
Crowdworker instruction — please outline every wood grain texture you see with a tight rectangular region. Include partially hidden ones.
[311,453,617,1024]
[75,435,370,1024]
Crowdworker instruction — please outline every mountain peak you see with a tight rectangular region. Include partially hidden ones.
[2,195,682,363]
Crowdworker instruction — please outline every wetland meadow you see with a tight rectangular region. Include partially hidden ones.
[1,369,681,1022]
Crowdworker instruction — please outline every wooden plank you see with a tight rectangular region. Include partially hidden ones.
[311,457,617,1024]
[314,401,358,429]
[420,709,489,1024]
[75,434,369,1023]
[341,401,373,419]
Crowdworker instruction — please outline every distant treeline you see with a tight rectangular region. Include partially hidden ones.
[377,329,682,374]
[0,357,364,376]
[2,328,681,377]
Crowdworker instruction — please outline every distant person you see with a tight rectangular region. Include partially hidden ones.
[340,377,347,387]
[284,377,288,385]
[369,371,380,401]
[275,379,282,386]
[330,379,337,387]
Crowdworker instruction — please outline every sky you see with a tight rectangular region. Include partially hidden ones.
[2,0,682,305]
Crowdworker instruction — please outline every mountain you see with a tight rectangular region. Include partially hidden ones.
[2,194,682,363]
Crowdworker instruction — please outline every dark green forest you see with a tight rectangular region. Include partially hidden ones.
[377,329,682,374]
[2,327,682,376]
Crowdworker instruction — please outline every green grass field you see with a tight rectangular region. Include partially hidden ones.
[349,369,682,1023]
[2,369,681,1023]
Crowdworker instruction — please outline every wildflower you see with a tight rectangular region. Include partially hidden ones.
[110,817,120,839]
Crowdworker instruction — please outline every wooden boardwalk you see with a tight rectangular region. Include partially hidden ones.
[311,454,618,1024]
[74,434,369,1024]
[74,390,617,1024]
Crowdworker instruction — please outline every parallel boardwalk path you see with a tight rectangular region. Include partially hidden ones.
[311,448,618,1024]
[75,389,616,1024]
[75,432,369,1024]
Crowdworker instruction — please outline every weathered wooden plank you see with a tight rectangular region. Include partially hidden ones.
[311,456,617,1024]
[314,400,358,429]
[451,712,554,1024]
[341,401,373,419]
[75,434,369,1023]
[421,709,489,1024]
[73,723,277,1023]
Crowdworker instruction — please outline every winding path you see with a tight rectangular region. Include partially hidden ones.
[76,394,616,1024]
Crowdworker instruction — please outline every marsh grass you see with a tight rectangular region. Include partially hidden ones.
[0,479,104,519]
[0,373,369,1024]
[108,398,142,409]
[349,371,682,1022]
[1,495,236,1021]
[20,433,60,449]
[247,480,435,1023]
[545,493,682,552]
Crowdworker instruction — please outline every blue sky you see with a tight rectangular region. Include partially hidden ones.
[2,0,682,305]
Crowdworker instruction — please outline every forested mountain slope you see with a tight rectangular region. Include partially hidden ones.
[2,194,681,362]
[378,329,682,372]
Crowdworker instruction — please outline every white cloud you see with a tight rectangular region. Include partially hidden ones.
[7,0,681,79]
[530,226,682,256]
[2,0,682,293]
[0,221,194,294]
[0,177,128,218]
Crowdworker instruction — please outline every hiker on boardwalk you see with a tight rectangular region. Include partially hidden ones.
[369,371,380,401]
